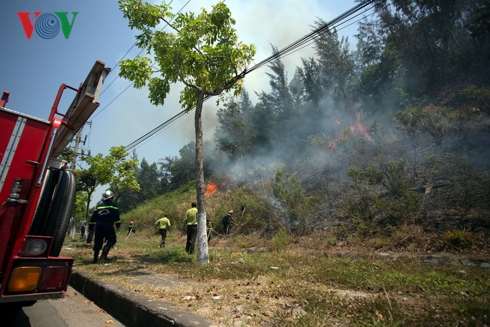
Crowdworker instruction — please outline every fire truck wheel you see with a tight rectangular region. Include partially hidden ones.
[50,168,76,257]
[29,168,57,235]
[42,167,69,238]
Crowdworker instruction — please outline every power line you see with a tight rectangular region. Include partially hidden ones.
[280,4,376,61]
[125,109,188,150]
[128,109,187,150]
[124,0,375,151]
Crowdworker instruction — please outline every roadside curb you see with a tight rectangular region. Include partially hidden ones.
[69,270,217,327]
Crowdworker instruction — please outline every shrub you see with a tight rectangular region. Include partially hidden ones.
[273,169,321,233]
[269,228,291,252]
[425,154,490,211]
[439,229,472,249]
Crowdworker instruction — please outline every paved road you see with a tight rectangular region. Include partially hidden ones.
[5,287,125,327]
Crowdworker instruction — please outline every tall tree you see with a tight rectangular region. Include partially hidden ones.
[215,91,254,160]
[118,0,255,264]
[298,57,324,108]
[313,22,355,115]
[158,155,177,190]
[138,158,162,201]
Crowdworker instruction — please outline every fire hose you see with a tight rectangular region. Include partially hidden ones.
[125,229,132,240]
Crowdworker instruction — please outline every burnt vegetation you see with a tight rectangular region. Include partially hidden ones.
[121,0,490,251]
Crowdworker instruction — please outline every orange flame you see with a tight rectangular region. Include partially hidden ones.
[326,112,371,149]
[205,182,218,195]
[355,112,371,140]
[205,181,226,195]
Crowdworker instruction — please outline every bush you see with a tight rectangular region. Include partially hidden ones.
[438,229,472,249]
[269,228,291,252]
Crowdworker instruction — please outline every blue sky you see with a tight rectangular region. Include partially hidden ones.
[1,0,361,200]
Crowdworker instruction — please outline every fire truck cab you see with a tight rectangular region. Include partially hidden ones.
[0,60,110,310]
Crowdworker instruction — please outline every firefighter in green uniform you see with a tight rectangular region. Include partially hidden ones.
[154,214,171,248]
[184,202,198,254]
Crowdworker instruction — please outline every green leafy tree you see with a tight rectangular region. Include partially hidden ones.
[118,0,255,264]
[258,48,295,120]
[83,146,140,203]
[466,0,490,37]
[171,143,199,189]
[76,168,99,232]
[74,190,88,239]
[355,43,406,117]
[58,147,77,167]
[118,158,163,212]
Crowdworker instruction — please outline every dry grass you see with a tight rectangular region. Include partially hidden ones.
[64,227,490,327]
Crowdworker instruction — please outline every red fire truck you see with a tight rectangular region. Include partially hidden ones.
[0,60,110,310]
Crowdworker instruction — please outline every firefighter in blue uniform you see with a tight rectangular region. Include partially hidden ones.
[90,190,120,263]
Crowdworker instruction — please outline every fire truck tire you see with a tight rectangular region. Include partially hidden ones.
[49,168,76,257]
[29,168,57,235]
[41,168,69,238]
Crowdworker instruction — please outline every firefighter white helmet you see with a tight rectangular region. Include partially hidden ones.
[103,190,114,200]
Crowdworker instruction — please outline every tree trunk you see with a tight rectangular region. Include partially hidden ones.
[84,190,93,240]
[195,90,209,264]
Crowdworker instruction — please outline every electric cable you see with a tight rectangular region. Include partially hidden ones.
[280,4,376,61]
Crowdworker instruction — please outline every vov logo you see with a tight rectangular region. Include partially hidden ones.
[17,12,79,39]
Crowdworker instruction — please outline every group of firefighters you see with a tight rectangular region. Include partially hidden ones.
[84,192,236,262]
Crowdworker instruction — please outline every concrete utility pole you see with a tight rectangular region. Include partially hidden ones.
[71,127,83,241]
[71,127,83,169]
